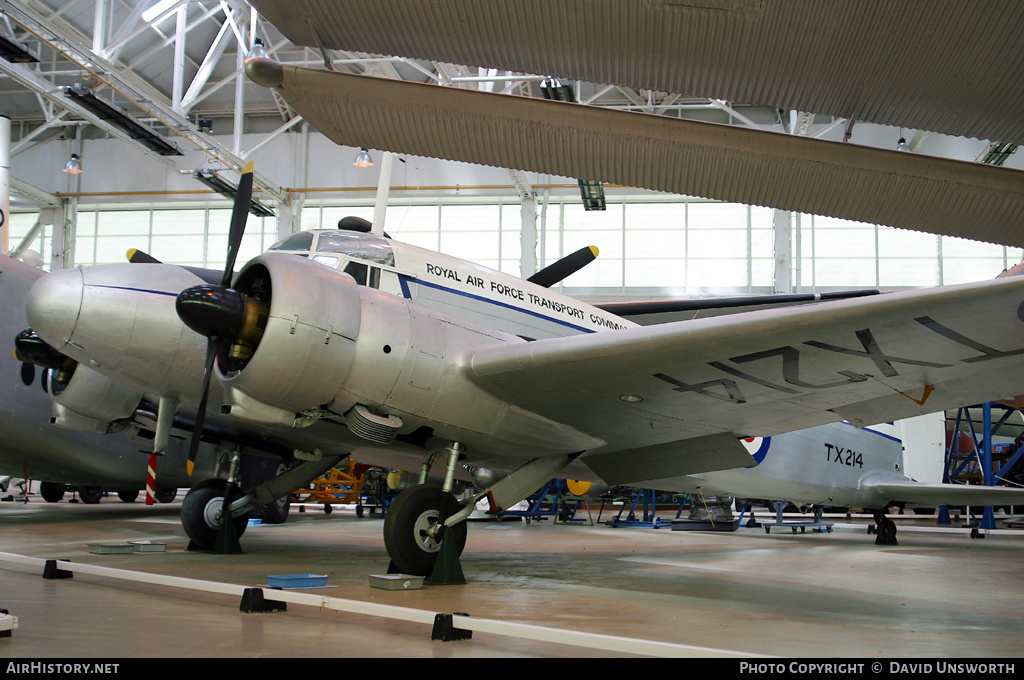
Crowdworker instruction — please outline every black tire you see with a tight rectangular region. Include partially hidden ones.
[79,486,103,504]
[181,478,249,550]
[154,487,177,503]
[117,490,139,503]
[40,481,65,503]
[383,484,467,576]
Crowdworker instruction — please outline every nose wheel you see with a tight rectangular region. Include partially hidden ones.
[383,484,467,576]
[181,478,250,550]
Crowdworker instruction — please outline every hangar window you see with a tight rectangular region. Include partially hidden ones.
[7,195,1014,296]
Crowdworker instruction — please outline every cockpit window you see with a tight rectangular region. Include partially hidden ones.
[268,232,314,252]
[315,231,395,267]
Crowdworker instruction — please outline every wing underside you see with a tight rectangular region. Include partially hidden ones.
[244,59,1024,248]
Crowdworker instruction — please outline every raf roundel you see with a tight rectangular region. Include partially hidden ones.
[741,436,771,466]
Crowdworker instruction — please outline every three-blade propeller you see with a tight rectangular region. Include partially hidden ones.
[175,161,255,475]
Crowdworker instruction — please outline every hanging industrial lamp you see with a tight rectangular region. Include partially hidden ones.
[353,148,374,167]
[63,153,83,174]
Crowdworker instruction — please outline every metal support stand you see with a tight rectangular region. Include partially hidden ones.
[761,502,833,534]
[497,479,587,524]
[944,402,1022,531]
[605,488,671,528]
[428,530,466,586]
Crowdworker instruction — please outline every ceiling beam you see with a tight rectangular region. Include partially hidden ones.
[2,0,287,203]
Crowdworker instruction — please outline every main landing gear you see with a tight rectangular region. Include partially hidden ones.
[383,484,467,576]
[381,443,583,581]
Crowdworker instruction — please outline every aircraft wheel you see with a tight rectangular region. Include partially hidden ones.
[383,484,467,576]
[79,486,103,504]
[154,487,177,503]
[40,482,65,503]
[117,490,139,503]
[181,478,248,550]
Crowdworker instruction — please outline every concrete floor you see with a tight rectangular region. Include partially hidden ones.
[2,493,1024,658]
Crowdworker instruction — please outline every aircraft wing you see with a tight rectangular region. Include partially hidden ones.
[462,276,1024,479]
[245,60,1024,247]
[250,0,1024,146]
[863,480,1024,508]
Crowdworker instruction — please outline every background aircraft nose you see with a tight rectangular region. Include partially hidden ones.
[25,268,85,352]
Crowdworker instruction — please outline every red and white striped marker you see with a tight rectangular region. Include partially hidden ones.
[146,454,157,505]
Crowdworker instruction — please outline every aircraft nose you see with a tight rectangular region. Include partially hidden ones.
[25,267,84,352]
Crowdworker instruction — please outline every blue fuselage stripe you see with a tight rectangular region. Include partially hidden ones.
[87,284,179,298]
[399,275,596,334]
[840,420,903,443]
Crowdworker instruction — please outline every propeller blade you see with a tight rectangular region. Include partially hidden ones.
[527,246,599,288]
[187,338,218,476]
[126,249,162,264]
[221,161,254,287]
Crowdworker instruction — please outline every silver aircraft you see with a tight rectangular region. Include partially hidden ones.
[19,165,1024,576]
[0,252,203,503]
[568,415,1024,543]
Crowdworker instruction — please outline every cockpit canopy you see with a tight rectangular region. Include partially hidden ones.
[267,228,396,287]
[268,229,395,267]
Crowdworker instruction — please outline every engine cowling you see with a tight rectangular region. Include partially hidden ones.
[215,253,362,426]
[49,364,145,434]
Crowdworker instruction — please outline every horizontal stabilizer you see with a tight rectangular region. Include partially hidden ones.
[865,480,1024,507]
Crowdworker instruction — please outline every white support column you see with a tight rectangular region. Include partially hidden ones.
[91,0,108,54]
[53,133,81,270]
[0,113,9,255]
[172,4,187,112]
[521,195,537,278]
[773,209,792,293]
[233,42,245,156]
[507,169,537,278]
[281,122,308,238]
[371,151,395,235]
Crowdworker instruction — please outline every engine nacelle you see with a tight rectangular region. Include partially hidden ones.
[49,364,145,434]
[218,253,362,426]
